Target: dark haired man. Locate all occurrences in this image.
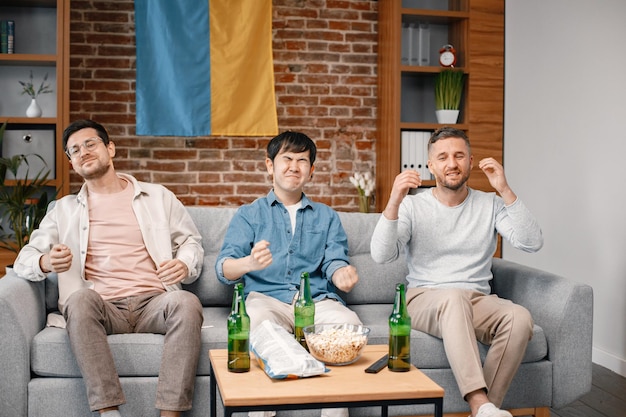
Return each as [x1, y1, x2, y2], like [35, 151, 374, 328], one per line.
[371, 127, 543, 417]
[216, 131, 361, 417]
[14, 119, 204, 417]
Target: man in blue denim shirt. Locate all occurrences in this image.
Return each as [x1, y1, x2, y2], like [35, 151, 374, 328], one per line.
[216, 131, 361, 417]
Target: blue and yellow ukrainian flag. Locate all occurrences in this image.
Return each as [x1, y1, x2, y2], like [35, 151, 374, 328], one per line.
[135, 0, 278, 137]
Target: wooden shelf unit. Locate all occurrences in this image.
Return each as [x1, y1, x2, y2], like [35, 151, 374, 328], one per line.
[376, 0, 504, 211]
[0, 0, 70, 196]
[0, 0, 70, 269]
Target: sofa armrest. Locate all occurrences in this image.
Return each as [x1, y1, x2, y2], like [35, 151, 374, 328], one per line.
[0, 269, 46, 417]
[491, 258, 593, 409]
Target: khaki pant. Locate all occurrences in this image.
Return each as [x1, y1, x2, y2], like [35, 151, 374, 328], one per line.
[406, 287, 533, 407]
[245, 291, 362, 331]
[64, 289, 204, 412]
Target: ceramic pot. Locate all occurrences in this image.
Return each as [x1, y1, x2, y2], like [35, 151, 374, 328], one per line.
[435, 109, 459, 124]
[26, 98, 42, 118]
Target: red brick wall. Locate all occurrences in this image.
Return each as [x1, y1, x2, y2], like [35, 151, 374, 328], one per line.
[68, 0, 378, 210]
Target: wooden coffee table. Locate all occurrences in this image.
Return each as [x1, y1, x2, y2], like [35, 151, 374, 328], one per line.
[209, 345, 443, 417]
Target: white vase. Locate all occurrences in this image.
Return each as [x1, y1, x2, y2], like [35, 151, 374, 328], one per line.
[26, 98, 42, 118]
[435, 109, 459, 124]
[358, 194, 370, 213]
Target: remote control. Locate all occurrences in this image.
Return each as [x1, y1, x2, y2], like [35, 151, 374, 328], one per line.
[364, 354, 389, 373]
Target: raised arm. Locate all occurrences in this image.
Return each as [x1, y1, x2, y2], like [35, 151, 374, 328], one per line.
[382, 170, 421, 220]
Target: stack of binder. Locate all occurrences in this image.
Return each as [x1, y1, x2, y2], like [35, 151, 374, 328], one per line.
[401, 131, 433, 180]
[401, 22, 430, 66]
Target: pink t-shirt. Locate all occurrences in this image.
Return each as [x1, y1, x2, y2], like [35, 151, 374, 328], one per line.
[85, 179, 165, 300]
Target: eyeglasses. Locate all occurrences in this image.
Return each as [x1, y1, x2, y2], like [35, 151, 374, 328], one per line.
[65, 137, 103, 158]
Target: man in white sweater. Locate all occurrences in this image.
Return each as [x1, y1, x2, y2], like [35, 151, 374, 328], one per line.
[370, 127, 543, 417]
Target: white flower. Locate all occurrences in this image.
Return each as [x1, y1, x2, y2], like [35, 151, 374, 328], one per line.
[349, 171, 375, 197]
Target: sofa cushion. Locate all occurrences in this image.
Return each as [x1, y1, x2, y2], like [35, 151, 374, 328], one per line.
[31, 306, 230, 378]
[339, 252, 409, 305]
[334, 212, 409, 305]
[32, 303, 546, 378]
[183, 207, 238, 307]
[351, 304, 548, 369]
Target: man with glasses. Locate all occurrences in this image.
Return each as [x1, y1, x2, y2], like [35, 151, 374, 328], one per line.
[14, 119, 204, 417]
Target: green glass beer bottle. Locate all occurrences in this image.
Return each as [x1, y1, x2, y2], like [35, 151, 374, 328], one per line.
[227, 282, 250, 372]
[388, 283, 411, 372]
[294, 271, 315, 350]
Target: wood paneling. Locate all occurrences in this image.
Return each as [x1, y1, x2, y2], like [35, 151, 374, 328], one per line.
[466, 0, 504, 193]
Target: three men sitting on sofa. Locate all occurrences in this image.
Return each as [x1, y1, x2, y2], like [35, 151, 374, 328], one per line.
[14, 122, 542, 417]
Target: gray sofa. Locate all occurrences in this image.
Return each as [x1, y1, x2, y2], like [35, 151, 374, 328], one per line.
[0, 207, 593, 417]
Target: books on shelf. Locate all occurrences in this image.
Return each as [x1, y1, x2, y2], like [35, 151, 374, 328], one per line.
[401, 22, 430, 66]
[1, 20, 15, 54]
[401, 131, 433, 180]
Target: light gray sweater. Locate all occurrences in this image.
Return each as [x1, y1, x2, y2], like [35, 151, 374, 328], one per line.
[370, 188, 543, 294]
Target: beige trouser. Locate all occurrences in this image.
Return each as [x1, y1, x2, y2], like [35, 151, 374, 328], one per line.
[406, 287, 533, 407]
[64, 289, 204, 412]
[245, 291, 362, 331]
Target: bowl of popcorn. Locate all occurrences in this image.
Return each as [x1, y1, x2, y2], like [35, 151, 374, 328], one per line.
[303, 323, 370, 366]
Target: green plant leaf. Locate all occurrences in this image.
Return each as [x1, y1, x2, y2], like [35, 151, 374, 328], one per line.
[0, 121, 60, 253]
[18, 70, 53, 99]
[435, 69, 465, 110]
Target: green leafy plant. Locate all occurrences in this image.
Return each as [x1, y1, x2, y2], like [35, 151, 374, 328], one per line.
[435, 69, 464, 110]
[19, 71, 53, 99]
[0, 121, 57, 253]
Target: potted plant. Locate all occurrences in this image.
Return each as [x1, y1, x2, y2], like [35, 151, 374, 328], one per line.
[19, 70, 53, 118]
[0, 121, 57, 257]
[434, 68, 464, 124]
[349, 171, 375, 213]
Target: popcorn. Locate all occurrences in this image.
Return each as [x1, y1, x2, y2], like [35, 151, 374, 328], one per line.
[305, 326, 368, 365]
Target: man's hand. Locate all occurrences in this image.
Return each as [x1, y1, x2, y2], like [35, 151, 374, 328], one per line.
[157, 259, 189, 286]
[331, 265, 359, 293]
[40, 244, 73, 273]
[221, 240, 273, 281]
[248, 240, 273, 271]
[383, 170, 421, 220]
[478, 157, 517, 205]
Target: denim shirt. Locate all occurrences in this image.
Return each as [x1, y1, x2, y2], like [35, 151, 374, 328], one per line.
[216, 190, 350, 304]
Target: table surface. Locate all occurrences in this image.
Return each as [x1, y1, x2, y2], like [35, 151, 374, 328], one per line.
[209, 345, 444, 407]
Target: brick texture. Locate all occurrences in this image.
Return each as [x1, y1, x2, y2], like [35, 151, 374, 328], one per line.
[68, 0, 378, 210]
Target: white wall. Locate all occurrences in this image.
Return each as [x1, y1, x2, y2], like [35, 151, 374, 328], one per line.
[504, 0, 626, 377]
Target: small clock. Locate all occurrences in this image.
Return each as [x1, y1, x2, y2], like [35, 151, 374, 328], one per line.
[439, 44, 457, 67]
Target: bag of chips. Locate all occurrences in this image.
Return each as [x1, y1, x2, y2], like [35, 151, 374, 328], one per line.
[250, 320, 328, 379]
